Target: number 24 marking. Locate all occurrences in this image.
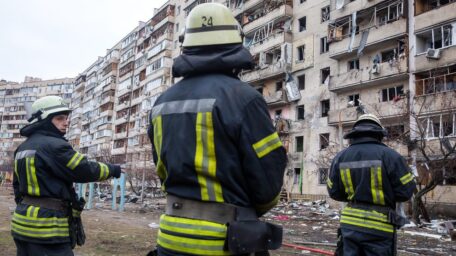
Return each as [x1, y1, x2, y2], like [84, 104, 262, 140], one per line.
[201, 16, 213, 27]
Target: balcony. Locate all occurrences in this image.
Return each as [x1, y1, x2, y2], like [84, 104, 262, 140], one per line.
[148, 67, 171, 80]
[329, 19, 406, 60]
[114, 116, 128, 125]
[414, 91, 456, 115]
[247, 32, 292, 56]
[102, 83, 116, 93]
[263, 89, 289, 107]
[111, 146, 126, 155]
[231, 0, 262, 17]
[415, 46, 456, 73]
[330, 0, 381, 21]
[100, 96, 114, 105]
[241, 62, 289, 83]
[131, 96, 143, 106]
[243, 4, 293, 34]
[154, 16, 175, 33]
[99, 110, 113, 118]
[115, 101, 130, 112]
[329, 57, 408, 92]
[415, 2, 456, 31]
[113, 131, 127, 140]
[328, 101, 405, 125]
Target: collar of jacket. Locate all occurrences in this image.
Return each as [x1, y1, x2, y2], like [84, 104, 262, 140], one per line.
[172, 44, 254, 78]
[350, 136, 384, 146]
[20, 120, 67, 141]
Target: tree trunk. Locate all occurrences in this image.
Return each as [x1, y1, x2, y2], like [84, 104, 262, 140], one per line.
[412, 182, 437, 223]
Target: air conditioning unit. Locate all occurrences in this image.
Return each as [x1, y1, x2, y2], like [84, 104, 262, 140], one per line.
[371, 64, 381, 75]
[426, 48, 441, 59]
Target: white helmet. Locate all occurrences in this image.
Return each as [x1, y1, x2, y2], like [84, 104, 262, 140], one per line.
[27, 96, 71, 123]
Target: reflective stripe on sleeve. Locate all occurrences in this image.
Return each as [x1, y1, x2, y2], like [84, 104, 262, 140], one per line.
[152, 116, 168, 186]
[252, 132, 282, 158]
[370, 167, 385, 205]
[400, 173, 414, 185]
[340, 168, 354, 200]
[66, 152, 84, 170]
[98, 163, 109, 181]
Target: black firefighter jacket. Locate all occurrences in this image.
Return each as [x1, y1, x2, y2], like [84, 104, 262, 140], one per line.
[328, 136, 416, 238]
[147, 44, 287, 255]
[12, 123, 121, 244]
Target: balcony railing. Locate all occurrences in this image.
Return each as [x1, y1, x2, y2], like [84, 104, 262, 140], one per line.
[263, 89, 289, 107]
[243, 4, 293, 34]
[329, 19, 406, 59]
[328, 101, 405, 125]
[415, 46, 456, 73]
[241, 62, 289, 83]
[329, 57, 408, 92]
[246, 32, 292, 56]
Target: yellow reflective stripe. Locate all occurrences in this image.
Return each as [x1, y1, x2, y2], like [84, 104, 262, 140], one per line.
[66, 152, 80, 169]
[341, 215, 394, 233]
[29, 157, 40, 196]
[98, 163, 109, 181]
[11, 222, 69, 238]
[206, 113, 223, 202]
[14, 212, 68, 224]
[255, 193, 280, 214]
[14, 160, 18, 178]
[67, 152, 84, 170]
[340, 168, 354, 200]
[400, 173, 414, 185]
[371, 167, 385, 205]
[26, 158, 33, 195]
[195, 112, 223, 202]
[342, 207, 388, 222]
[157, 230, 229, 256]
[327, 178, 333, 189]
[153, 116, 167, 185]
[160, 215, 226, 238]
[252, 132, 282, 158]
[13, 215, 68, 227]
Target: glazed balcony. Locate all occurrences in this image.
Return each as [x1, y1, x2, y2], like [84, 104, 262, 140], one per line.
[246, 32, 292, 56]
[330, 0, 382, 21]
[243, 4, 293, 34]
[415, 1, 456, 31]
[330, 19, 406, 60]
[329, 57, 408, 92]
[241, 63, 289, 83]
[231, 0, 262, 17]
[328, 101, 405, 125]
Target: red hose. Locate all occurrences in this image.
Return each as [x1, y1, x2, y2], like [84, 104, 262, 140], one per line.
[282, 242, 334, 255]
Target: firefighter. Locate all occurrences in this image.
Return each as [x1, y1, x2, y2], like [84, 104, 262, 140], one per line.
[328, 114, 416, 256]
[12, 96, 122, 256]
[147, 3, 287, 255]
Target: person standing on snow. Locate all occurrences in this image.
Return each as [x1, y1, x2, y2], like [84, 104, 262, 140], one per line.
[12, 96, 122, 256]
[147, 3, 287, 255]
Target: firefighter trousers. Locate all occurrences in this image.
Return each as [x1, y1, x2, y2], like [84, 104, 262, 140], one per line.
[14, 238, 73, 256]
[341, 228, 394, 256]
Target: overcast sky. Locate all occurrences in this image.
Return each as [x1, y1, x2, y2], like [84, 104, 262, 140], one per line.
[0, 0, 167, 82]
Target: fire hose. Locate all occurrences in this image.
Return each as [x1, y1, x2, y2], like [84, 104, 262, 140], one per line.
[282, 242, 334, 255]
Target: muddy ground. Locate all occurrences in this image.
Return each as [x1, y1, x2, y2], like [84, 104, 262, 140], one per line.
[1, 187, 455, 255]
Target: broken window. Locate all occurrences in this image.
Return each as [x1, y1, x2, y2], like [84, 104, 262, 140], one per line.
[348, 94, 360, 106]
[256, 87, 263, 95]
[296, 105, 305, 120]
[295, 136, 304, 152]
[297, 45, 305, 61]
[275, 109, 282, 118]
[442, 114, 454, 137]
[416, 23, 454, 53]
[320, 37, 329, 53]
[416, 66, 456, 95]
[321, 67, 330, 84]
[381, 85, 404, 102]
[276, 81, 283, 91]
[385, 125, 405, 140]
[321, 100, 330, 117]
[381, 49, 397, 63]
[294, 168, 301, 184]
[318, 168, 328, 185]
[348, 59, 360, 70]
[320, 133, 330, 150]
[415, 0, 456, 15]
[321, 6, 330, 22]
[299, 17, 306, 32]
[298, 74, 305, 90]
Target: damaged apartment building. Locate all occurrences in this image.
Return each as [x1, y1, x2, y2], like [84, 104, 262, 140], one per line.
[1, 0, 455, 215]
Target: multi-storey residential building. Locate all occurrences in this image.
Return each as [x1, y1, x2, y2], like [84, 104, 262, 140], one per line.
[0, 77, 74, 170]
[2, 0, 450, 212]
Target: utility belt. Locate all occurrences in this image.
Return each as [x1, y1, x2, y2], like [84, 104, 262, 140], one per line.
[22, 196, 68, 212]
[347, 202, 407, 228]
[166, 194, 282, 254]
